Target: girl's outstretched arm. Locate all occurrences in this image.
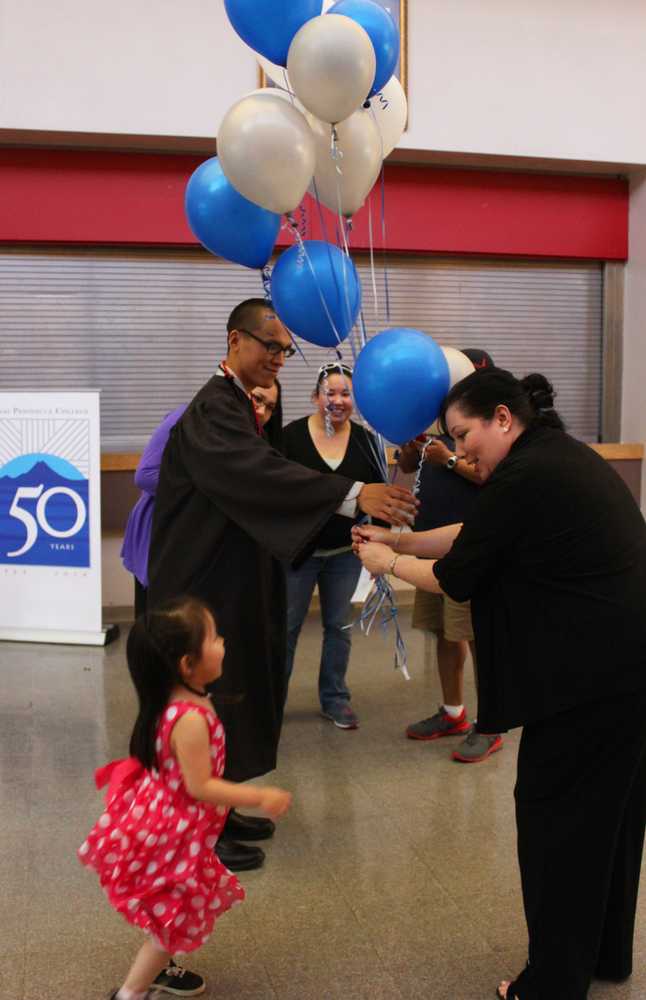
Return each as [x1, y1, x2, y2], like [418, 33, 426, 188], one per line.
[171, 711, 291, 819]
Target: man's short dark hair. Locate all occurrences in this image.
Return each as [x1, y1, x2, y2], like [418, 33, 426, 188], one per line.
[227, 299, 275, 335]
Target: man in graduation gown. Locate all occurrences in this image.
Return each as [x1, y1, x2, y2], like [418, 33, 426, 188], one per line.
[148, 298, 417, 871]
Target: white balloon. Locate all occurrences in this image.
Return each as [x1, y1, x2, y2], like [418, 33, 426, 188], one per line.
[288, 14, 376, 125]
[245, 86, 306, 116]
[308, 111, 382, 216]
[440, 346, 476, 388]
[218, 94, 315, 215]
[366, 75, 408, 157]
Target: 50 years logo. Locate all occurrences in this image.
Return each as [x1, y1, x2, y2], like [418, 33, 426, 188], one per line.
[0, 453, 90, 568]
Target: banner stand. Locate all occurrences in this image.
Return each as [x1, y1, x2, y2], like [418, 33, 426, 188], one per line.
[0, 623, 120, 647]
[0, 390, 106, 645]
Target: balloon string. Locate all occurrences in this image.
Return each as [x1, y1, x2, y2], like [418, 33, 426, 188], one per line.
[299, 201, 308, 243]
[345, 573, 409, 680]
[311, 178, 333, 246]
[367, 192, 379, 319]
[367, 102, 391, 326]
[329, 126, 356, 342]
[284, 213, 344, 349]
[350, 311, 390, 482]
[320, 370, 334, 438]
[380, 162, 392, 323]
[413, 440, 429, 497]
[280, 68, 293, 96]
[310, 177, 347, 337]
[260, 265, 273, 304]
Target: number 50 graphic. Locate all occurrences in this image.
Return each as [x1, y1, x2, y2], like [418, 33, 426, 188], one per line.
[7, 485, 87, 558]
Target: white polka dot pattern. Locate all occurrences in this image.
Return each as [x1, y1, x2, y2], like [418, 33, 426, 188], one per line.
[77, 700, 243, 953]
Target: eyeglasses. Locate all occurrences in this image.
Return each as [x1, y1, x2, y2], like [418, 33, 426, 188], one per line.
[238, 328, 296, 359]
[250, 391, 277, 413]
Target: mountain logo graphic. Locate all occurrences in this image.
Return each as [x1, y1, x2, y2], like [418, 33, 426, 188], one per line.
[0, 454, 90, 568]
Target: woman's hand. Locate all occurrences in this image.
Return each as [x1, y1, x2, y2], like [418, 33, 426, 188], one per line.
[423, 437, 454, 467]
[352, 524, 397, 547]
[256, 787, 292, 819]
[355, 541, 395, 577]
[357, 484, 418, 525]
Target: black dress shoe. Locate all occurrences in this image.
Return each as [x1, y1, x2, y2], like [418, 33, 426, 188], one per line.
[224, 809, 276, 841]
[215, 837, 265, 871]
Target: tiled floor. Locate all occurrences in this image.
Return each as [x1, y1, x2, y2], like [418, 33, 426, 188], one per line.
[1, 612, 644, 999]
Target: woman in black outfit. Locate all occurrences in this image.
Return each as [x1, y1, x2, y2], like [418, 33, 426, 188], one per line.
[354, 369, 646, 999]
[283, 363, 384, 730]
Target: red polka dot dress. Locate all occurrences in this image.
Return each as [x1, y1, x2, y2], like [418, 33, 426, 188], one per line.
[78, 701, 244, 954]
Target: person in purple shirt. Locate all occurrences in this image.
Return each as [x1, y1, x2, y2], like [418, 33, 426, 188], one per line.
[121, 382, 281, 617]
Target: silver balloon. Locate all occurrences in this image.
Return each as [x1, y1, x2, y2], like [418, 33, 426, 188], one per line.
[308, 110, 382, 216]
[218, 94, 316, 215]
[287, 14, 376, 125]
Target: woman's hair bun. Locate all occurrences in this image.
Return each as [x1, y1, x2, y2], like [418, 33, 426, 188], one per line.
[520, 373, 555, 412]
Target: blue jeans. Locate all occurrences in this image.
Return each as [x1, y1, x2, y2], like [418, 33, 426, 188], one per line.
[285, 549, 362, 711]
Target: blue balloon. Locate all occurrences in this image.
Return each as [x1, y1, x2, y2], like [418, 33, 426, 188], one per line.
[328, 0, 399, 96]
[185, 157, 280, 270]
[224, 0, 323, 67]
[353, 328, 450, 443]
[271, 240, 361, 347]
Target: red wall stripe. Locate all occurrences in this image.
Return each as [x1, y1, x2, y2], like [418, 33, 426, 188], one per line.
[0, 148, 628, 260]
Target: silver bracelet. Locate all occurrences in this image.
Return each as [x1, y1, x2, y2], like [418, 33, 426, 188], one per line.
[387, 554, 400, 577]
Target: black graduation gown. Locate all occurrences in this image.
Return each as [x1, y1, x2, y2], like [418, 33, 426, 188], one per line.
[148, 374, 352, 781]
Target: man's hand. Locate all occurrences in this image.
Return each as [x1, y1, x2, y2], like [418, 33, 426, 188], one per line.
[397, 439, 425, 474]
[357, 484, 418, 526]
[356, 541, 396, 576]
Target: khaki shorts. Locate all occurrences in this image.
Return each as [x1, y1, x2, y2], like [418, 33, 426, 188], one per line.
[411, 588, 474, 643]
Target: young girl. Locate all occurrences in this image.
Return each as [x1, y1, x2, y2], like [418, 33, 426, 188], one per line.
[78, 596, 291, 1000]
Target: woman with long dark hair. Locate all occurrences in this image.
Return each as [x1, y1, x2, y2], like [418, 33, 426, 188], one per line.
[283, 363, 384, 729]
[354, 369, 646, 999]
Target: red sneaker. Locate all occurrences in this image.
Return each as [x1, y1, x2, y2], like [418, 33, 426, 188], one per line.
[406, 706, 470, 741]
[452, 730, 503, 763]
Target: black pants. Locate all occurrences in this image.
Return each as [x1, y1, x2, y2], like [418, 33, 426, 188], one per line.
[509, 689, 646, 999]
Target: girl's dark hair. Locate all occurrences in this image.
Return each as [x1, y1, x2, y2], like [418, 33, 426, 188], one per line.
[127, 596, 212, 769]
[439, 368, 565, 434]
[315, 362, 353, 394]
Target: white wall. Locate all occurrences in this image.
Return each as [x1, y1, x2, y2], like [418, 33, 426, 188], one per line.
[405, 0, 646, 163]
[3, 0, 646, 165]
[622, 171, 646, 508]
[0, 1, 252, 137]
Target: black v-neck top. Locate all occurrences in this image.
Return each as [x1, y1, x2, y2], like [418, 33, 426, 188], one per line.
[434, 425, 646, 732]
[283, 417, 384, 551]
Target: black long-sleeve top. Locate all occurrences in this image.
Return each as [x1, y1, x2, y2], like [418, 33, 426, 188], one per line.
[434, 425, 646, 733]
[283, 417, 384, 551]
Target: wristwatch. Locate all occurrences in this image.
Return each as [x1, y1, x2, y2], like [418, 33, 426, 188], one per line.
[446, 454, 459, 471]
